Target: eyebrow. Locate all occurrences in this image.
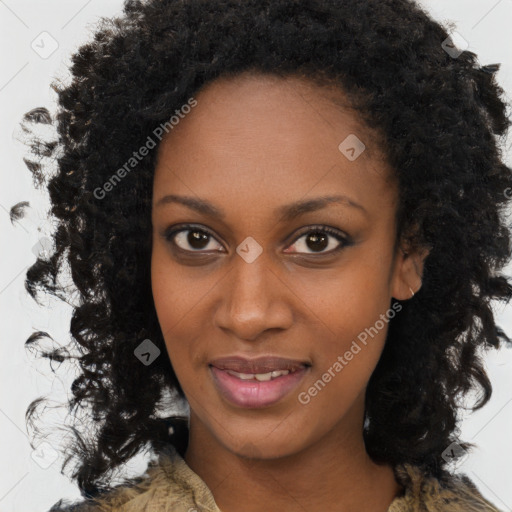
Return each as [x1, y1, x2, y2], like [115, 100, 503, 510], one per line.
[154, 194, 367, 222]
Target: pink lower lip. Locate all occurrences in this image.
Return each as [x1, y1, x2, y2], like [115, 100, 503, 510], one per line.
[209, 365, 309, 408]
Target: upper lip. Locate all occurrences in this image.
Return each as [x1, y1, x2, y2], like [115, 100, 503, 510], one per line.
[209, 355, 310, 374]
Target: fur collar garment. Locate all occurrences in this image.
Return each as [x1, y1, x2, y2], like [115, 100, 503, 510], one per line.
[50, 444, 503, 512]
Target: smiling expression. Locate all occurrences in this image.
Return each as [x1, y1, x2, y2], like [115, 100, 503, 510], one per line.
[151, 71, 421, 459]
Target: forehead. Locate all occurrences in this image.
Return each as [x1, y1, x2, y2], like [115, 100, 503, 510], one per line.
[153, 72, 396, 218]
[160, 72, 377, 151]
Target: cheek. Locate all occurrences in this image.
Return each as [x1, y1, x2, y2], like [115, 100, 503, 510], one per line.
[293, 260, 394, 397]
[151, 251, 194, 363]
[150, 249, 217, 386]
[293, 260, 392, 343]
[151, 248, 210, 333]
[152, 251, 183, 322]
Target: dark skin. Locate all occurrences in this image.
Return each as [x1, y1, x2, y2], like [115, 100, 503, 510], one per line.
[151, 72, 428, 511]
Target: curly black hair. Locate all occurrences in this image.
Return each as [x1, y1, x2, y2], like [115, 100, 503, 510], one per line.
[13, 0, 512, 502]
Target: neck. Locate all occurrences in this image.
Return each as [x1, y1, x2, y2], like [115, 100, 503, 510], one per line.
[184, 403, 403, 512]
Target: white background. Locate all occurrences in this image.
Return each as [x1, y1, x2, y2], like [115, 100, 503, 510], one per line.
[1, 1, 512, 511]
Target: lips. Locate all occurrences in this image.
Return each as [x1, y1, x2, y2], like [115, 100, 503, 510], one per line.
[208, 355, 311, 408]
[209, 355, 309, 374]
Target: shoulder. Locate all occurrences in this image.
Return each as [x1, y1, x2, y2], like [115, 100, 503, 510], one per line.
[388, 463, 504, 512]
[48, 450, 504, 512]
[47, 444, 220, 512]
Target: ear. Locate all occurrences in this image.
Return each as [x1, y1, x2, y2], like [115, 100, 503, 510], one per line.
[391, 240, 430, 301]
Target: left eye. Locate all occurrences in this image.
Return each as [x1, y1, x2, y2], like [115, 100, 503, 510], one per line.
[284, 227, 348, 255]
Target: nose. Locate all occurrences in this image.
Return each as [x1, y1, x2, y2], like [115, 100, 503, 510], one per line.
[213, 250, 294, 341]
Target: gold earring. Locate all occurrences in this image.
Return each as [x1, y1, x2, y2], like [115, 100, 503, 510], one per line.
[409, 286, 415, 298]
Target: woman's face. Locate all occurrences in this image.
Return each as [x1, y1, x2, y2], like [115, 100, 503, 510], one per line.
[151, 73, 422, 459]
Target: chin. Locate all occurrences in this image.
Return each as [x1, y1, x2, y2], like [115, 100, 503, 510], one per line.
[219, 430, 309, 461]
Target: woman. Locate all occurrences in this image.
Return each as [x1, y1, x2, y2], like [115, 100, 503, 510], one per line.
[15, 0, 511, 510]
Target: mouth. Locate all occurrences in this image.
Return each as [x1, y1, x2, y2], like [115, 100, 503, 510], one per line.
[209, 355, 310, 374]
[208, 355, 311, 409]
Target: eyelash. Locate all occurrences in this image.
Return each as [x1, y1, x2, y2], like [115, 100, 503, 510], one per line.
[162, 223, 351, 256]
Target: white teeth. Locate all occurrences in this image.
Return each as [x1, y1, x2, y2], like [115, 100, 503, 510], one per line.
[271, 370, 289, 378]
[225, 369, 291, 381]
[238, 372, 257, 380]
[255, 372, 272, 381]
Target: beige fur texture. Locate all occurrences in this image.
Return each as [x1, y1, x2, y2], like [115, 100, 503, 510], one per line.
[52, 445, 504, 512]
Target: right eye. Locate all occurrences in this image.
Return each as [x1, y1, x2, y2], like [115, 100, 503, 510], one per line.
[164, 224, 224, 253]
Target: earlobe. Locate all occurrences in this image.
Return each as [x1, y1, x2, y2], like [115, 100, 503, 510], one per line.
[391, 244, 430, 301]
